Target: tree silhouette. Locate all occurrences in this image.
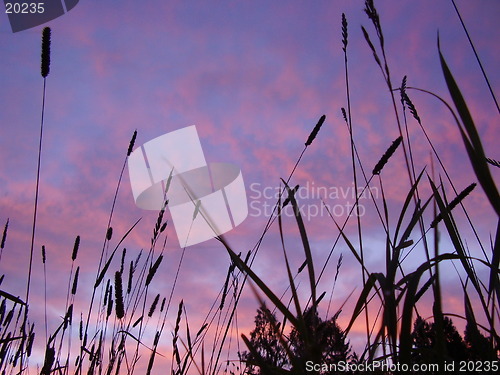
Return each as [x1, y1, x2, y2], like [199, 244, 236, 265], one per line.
[412, 315, 468, 366]
[240, 306, 290, 374]
[464, 321, 498, 361]
[240, 306, 351, 374]
[242, 309, 498, 374]
[288, 308, 351, 370]
[412, 315, 498, 374]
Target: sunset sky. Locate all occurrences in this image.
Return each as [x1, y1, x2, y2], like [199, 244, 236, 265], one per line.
[0, 0, 498, 372]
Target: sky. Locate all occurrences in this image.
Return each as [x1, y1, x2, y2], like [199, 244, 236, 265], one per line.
[0, 0, 499, 373]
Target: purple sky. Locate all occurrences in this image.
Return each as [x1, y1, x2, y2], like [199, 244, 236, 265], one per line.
[0, 0, 499, 372]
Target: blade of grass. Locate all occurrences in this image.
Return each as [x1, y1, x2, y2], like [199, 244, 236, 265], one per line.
[281, 179, 317, 309]
[219, 237, 299, 328]
[489, 219, 500, 308]
[438, 42, 500, 216]
[392, 169, 425, 245]
[345, 273, 377, 335]
[277, 189, 303, 323]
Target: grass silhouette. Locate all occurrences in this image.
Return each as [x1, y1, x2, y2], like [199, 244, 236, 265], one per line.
[0, 1, 498, 374]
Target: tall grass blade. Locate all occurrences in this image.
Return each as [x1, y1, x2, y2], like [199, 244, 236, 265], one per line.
[392, 168, 424, 238]
[438, 43, 500, 215]
[450, 0, 500, 114]
[281, 179, 317, 308]
[489, 219, 500, 308]
[95, 250, 117, 289]
[220, 238, 299, 327]
[428, 178, 483, 296]
[277, 192, 305, 335]
[94, 219, 141, 288]
[345, 273, 376, 335]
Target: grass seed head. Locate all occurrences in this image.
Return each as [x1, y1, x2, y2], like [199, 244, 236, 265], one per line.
[145, 255, 163, 286]
[372, 136, 403, 175]
[114, 271, 125, 319]
[1, 219, 8, 249]
[120, 247, 126, 275]
[40, 345, 55, 375]
[401, 91, 421, 124]
[486, 157, 500, 168]
[106, 285, 113, 319]
[305, 115, 326, 146]
[342, 13, 348, 51]
[71, 266, 80, 295]
[127, 130, 137, 156]
[431, 183, 477, 228]
[41, 245, 46, 264]
[148, 294, 160, 317]
[127, 260, 134, 294]
[106, 227, 113, 241]
[41, 27, 51, 78]
[71, 235, 80, 261]
[341, 107, 348, 123]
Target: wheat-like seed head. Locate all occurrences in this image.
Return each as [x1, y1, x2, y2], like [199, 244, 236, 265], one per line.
[41, 28, 51, 78]
[372, 136, 403, 175]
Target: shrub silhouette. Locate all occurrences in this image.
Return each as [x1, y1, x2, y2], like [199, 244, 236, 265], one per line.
[241, 306, 351, 374]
